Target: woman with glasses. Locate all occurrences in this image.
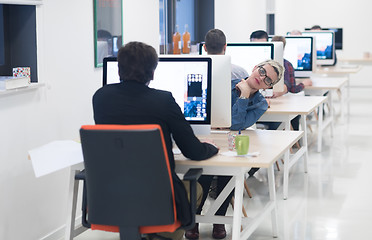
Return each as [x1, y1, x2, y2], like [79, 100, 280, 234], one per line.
[230, 59, 284, 131]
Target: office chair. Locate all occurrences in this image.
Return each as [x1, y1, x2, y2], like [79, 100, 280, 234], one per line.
[76, 124, 202, 240]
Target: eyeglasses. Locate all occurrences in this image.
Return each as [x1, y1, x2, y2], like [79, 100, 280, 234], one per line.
[257, 66, 276, 87]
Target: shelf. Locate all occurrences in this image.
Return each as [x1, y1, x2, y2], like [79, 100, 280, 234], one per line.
[0, 0, 43, 5]
[0, 83, 45, 96]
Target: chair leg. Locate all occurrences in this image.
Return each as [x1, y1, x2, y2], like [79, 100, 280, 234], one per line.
[244, 180, 253, 198]
[230, 196, 248, 217]
[275, 161, 280, 171]
[313, 109, 319, 121]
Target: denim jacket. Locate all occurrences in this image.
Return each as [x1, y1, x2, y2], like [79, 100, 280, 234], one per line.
[231, 78, 268, 131]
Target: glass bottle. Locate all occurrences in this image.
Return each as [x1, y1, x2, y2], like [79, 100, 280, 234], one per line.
[173, 25, 181, 54]
[182, 24, 190, 54]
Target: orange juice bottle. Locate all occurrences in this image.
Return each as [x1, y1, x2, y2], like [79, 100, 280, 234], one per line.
[173, 25, 181, 54]
[182, 24, 190, 54]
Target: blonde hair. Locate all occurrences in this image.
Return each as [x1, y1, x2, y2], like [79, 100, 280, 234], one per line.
[257, 59, 284, 84]
[271, 35, 286, 48]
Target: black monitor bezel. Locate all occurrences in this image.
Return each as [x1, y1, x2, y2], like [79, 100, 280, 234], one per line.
[102, 56, 118, 86]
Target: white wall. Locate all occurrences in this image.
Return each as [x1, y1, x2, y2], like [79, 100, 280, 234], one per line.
[276, 0, 372, 58]
[215, 0, 266, 42]
[0, 1, 159, 239]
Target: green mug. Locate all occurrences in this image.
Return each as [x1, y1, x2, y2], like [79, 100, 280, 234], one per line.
[235, 135, 249, 155]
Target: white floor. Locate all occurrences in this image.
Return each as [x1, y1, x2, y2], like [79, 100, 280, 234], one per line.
[74, 86, 372, 240]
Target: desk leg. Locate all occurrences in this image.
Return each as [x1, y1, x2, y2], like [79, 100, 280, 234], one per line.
[283, 149, 290, 200]
[317, 104, 324, 153]
[346, 74, 350, 124]
[268, 165, 278, 237]
[65, 169, 80, 240]
[283, 117, 292, 199]
[300, 114, 309, 172]
[329, 91, 334, 137]
[231, 171, 244, 240]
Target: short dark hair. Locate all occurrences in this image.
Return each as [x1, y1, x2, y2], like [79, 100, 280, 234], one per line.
[204, 29, 226, 54]
[117, 42, 158, 84]
[310, 25, 322, 30]
[250, 30, 268, 41]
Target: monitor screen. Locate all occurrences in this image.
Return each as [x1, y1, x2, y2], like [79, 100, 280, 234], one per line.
[102, 56, 212, 131]
[150, 57, 211, 125]
[199, 42, 273, 75]
[302, 31, 335, 65]
[305, 27, 343, 50]
[199, 42, 284, 92]
[269, 36, 316, 77]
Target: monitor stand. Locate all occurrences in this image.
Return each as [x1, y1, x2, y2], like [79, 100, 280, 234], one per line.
[191, 124, 211, 136]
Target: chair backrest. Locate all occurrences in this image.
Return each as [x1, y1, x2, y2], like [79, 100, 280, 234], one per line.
[80, 124, 180, 234]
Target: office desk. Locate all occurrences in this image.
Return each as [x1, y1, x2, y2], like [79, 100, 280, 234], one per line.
[257, 95, 326, 199]
[338, 57, 372, 65]
[175, 130, 303, 240]
[305, 76, 349, 124]
[315, 65, 362, 75]
[315, 66, 361, 119]
[64, 130, 302, 240]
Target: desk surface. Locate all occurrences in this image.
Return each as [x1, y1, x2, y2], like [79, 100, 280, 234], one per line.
[339, 57, 372, 64]
[315, 65, 362, 74]
[175, 129, 303, 168]
[264, 95, 327, 115]
[304, 76, 348, 90]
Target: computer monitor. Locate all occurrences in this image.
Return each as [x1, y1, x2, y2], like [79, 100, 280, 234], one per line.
[269, 36, 316, 78]
[102, 57, 119, 85]
[208, 55, 231, 128]
[102, 56, 212, 135]
[305, 27, 343, 50]
[302, 31, 335, 66]
[199, 42, 284, 92]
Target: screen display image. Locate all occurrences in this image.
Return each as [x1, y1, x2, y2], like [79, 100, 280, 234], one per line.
[200, 42, 273, 75]
[151, 58, 211, 123]
[305, 27, 343, 50]
[102, 56, 212, 125]
[283, 37, 313, 71]
[302, 31, 334, 60]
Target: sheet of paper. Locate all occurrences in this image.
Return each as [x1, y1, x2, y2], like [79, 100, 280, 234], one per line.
[220, 151, 260, 157]
[29, 140, 83, 177]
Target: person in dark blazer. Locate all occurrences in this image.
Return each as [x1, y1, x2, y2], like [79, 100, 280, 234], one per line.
[92, 41, 219, 240]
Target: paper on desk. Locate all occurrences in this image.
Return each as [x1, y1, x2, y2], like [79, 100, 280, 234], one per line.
[220, 151, 260, 157]
[29, 140, 84, 178]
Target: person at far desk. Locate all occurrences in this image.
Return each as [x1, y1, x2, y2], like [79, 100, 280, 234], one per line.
[185, 29, 249, 240]
[93, 41, 219, 240]
[265, 35, 313, 131]
[250, 29, 269, 42]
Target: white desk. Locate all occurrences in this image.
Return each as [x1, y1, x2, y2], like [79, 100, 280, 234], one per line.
[64, 130, 302, 240]
[314, 66, 362, 122]
[258, 95, 327, 199]
[175, 130, 303, 240]
[338, 57, 372, 65]
[305, 76, 348, 125]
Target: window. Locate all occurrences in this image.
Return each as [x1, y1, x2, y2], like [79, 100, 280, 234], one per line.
[0, 4, 37, 82]
[159, 0, 214, 54]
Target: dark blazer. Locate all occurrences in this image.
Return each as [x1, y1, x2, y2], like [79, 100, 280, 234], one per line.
[92, 80, 218, 225]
